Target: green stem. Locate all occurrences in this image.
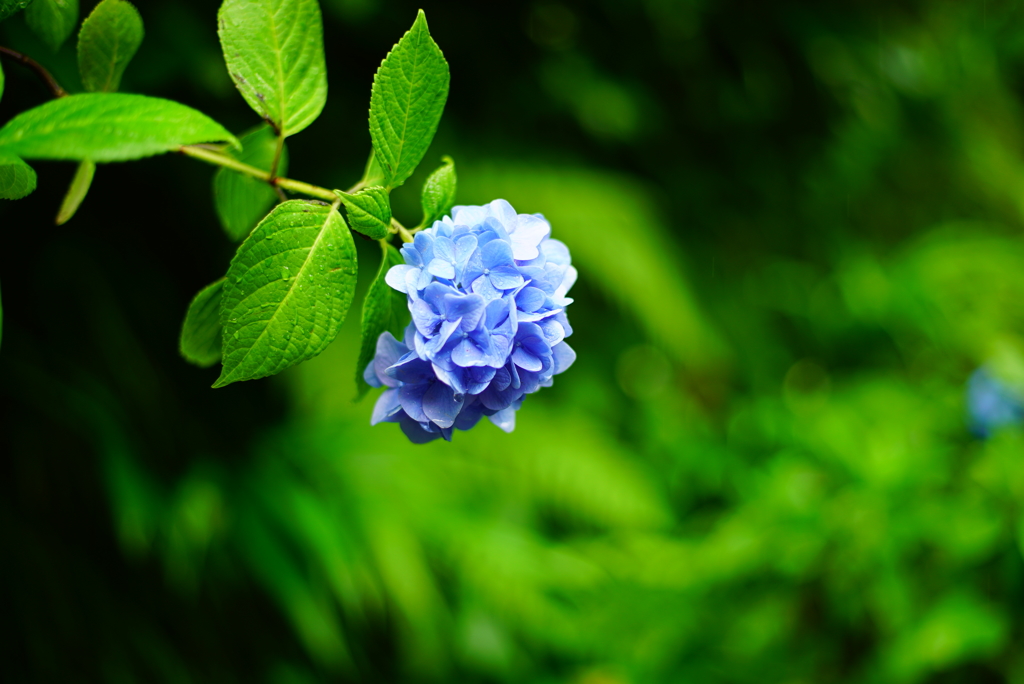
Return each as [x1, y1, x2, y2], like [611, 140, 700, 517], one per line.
[178, 145, 338, 203]
[269, 133, 285, 179]
[392, 218, 414, 243]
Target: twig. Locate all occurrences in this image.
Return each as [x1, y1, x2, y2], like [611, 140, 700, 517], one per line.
[0, 46, 67, 98]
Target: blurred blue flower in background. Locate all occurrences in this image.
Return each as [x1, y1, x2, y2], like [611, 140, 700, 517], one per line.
[366, 200, 577, 442]
[966, 367, 1024, 438]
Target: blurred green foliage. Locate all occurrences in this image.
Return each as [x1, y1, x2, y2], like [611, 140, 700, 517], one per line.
[7, 0, 1024, 682]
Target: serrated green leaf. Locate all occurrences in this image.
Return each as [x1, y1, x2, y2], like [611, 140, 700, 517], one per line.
[420, 155, 456, 227]
[218, 0, 327, 137]
[0, 154, 37, 199]
[0, 93, 238, 162]
[355, 241, 407, 398]
[336, 186, 391, 240]
[369, 9, 449, 189]
[25, 0, 78, 51]
[55, 159, 94, 224]
[0, 1, 36, 23]
[77, 0, 143, 93]
[180, 278, 225, 368]
[214, 124, 288, 241]
[215, 201, 357, 387]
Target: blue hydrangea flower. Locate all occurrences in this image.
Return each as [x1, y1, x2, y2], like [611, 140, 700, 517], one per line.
[966, 367, 1024, 439]
[365, 199, 576, 443]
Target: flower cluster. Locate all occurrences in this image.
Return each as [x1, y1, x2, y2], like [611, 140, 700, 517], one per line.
[364, 200, 577, 443]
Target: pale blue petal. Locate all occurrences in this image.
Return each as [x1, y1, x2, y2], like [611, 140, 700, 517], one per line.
[480, 238, 514, 270]
[512, 347, 543, 372]
[508, 214, 550, 260]
[515, 286, 546, 313]
[552, 342, 576, 374]
[489, 406, 517, 433]
[452, 338, 487, 367]
[471, 275, 503, 301]
[427, 257, 456, 280]
[489, 265, 525, 290]
[385, 265, 417, 293]
[411, 299, 440, 336]
[371, 389, 402, 425]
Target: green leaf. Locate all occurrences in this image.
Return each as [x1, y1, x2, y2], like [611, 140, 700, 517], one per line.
[0, 58, 5, 104]
[0, 154, 37, 199]
[358, 149, 385, 189]
[355, 241, 406, 398]
[369, 9, 450, 189]
[180, 278, 225, 368]
[0, 93, 238, 162]
[336, 186, 391, 240]
[214, 124, 288, 241]
[55, 159, 95, 224]
[217, 0, 328, 137]
[420, 155, 456, 227]
[0, 1, 36, 23]
[77, 0, 144, 93]
[215, 200, 357, 387]
[25, 0, 78, 51]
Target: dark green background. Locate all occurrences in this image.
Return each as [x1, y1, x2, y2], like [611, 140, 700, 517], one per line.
[5, 0, 1024, 681]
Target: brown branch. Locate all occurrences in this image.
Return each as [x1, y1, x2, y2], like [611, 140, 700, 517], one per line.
[0, 46, 67, 99]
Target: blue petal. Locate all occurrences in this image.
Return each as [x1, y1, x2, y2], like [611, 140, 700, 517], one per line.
[433, 362, 467, 396]
[471, 275, 503, 301]
[371, 388, 402, 425]
[443, 292, 486, 329]
[552, 342, 576, 374]
[433, 235, 455, 263]
[540, 238, 571, 266]
[512, 347, 543, 372]
[480, 238, 515, 270]
[373, 332, 408, 387]
[398, 383, 430, 423]
[465, 366, 497, 395]
[455, 235, 478, 281]
[492, 366, 512, 391]
[385, 265, 417, 293]
[538, 318, 566, 347]
[413, 231, 435, 264]
[486, 199, 517, 229]
[452, 204, 486, 227]
[454, 400, 484, 430]
[427, 257, 456, 280]
[508, 213, 550, 260]
[400, 243, 423, 267]
[554, 265, 577, 303]
[515, 286, 546, 313]
[398, 413, 444, 444]
[411, 299, 441, 337]
[422, 382, 465, 429]
[426, 318, 462, 355]
[452, 337, 487, 367]
[489, 406, 517, 433]
[386, 352, 435, 384]
[363, 359, 382, 388]
[489, 265, 525, 291]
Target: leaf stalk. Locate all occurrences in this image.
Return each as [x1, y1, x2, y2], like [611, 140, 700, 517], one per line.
[178, 144, 337, 202]
[0, 46, 67, 98]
